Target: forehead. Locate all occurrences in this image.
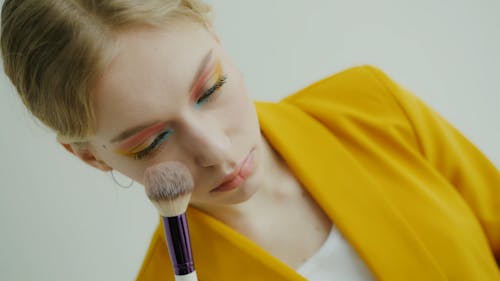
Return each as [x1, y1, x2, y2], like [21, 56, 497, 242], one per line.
[91, 21, 217, 142]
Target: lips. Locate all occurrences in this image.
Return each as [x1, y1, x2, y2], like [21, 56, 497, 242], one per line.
[210, 149, 254, 193]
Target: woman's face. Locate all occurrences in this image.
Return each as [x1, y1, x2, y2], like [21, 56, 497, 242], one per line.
[88, 21, 264, 208]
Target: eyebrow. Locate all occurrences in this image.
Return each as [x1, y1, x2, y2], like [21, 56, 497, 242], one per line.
[109, 49, 215, 144]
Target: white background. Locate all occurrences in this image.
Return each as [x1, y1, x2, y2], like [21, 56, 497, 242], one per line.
[1, 0, 499, 280]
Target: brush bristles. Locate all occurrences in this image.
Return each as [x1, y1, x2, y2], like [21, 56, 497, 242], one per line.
[152, 193, 192, 217]
[143, 161, 194, 217]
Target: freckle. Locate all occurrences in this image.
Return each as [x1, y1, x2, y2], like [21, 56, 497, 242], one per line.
[102, 144, 107, 149]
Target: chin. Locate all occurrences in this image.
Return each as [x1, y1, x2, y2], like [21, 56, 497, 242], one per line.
[212, 174, 260, 205]
[230, 182, 260, 204]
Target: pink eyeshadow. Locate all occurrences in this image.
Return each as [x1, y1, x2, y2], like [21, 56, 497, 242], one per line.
[117, 122, 167, 151]
[190, 60, 217, 101]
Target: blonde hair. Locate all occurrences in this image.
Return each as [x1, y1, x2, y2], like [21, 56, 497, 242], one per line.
[1, 0, 212, 145]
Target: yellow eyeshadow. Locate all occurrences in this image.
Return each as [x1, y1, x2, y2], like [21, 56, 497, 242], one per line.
[115, 140, 150, 157]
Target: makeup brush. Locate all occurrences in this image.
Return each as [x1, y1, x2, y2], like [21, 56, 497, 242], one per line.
[144, 161, 198, 281]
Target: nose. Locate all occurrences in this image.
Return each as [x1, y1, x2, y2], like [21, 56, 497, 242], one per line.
[178, 115, 234, 169]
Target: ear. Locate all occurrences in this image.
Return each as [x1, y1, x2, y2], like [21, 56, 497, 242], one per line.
[57, 139, 113, 172]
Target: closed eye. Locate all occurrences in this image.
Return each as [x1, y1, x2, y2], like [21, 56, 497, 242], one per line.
[132, 130, 173, 160]
[195, 75, 227, 108]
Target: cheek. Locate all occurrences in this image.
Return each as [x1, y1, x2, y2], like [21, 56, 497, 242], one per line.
[95, 146, 149, 184]
[222, 79, 257, 129]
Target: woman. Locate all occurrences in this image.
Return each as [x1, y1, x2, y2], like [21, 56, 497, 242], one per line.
[1, 0, 498, 280]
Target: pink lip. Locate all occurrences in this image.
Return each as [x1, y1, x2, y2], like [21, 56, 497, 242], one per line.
[211, 150, 255, 193]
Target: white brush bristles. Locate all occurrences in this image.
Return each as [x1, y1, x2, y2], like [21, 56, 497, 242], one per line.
[143, 161, 195, 217]
[152, 193, 192, 217]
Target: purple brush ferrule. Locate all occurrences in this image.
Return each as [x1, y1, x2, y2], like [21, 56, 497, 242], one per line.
[162, 214, 195, 276]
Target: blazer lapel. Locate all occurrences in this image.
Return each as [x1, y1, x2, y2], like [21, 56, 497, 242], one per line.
[186, 207, 306, 281]
[255, 100, 447, 281]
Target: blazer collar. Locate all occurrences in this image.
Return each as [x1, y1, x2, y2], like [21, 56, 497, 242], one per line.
[255, 100, 446, 280]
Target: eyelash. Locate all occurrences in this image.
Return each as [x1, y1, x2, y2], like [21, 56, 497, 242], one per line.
[132, 75, 227, 160]
[132, 130, 172, 160]
[195, 75, 227, 108]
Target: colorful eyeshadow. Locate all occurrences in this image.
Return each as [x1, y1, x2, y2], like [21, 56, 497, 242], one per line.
[191, 59, 223, 102]
[114, 122, 168, 155]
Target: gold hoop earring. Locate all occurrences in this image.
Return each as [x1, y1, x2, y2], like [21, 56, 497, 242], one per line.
[110, 170, 134, 188]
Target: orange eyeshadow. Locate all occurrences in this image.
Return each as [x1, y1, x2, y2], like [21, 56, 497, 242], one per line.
[190, 59, 217, 101]
[115, 122, 167, 153]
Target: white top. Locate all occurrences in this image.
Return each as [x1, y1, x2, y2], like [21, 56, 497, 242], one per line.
[297, 225, 376, 281]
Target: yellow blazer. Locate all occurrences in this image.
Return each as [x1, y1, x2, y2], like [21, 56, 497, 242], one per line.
[136, 66, 500, 280]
